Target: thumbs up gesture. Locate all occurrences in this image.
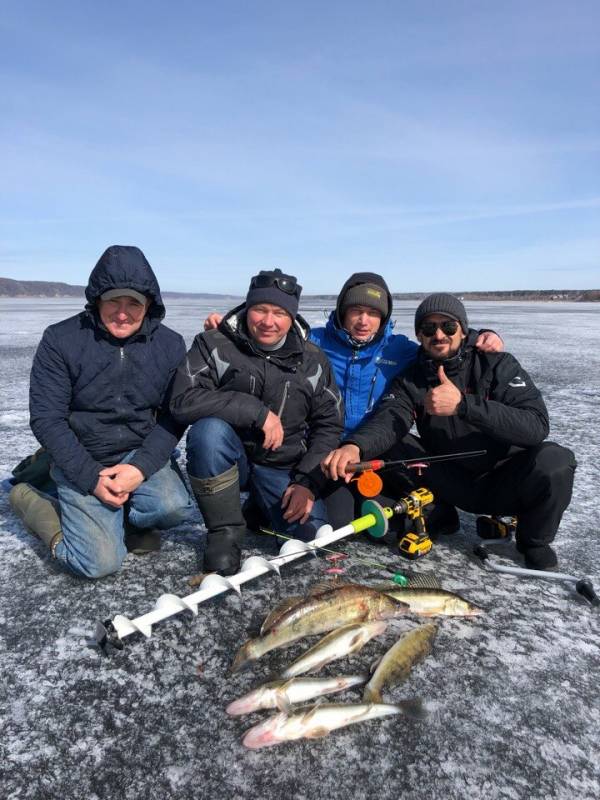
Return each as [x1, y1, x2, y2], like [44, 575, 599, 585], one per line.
[424, 365, 462, 416]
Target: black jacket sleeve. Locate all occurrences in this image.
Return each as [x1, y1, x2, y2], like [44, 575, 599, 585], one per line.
[292, 352, 344, 493]
[169, 332, 270, 429]
[30, 328, 105, 494]
[344, 373, 416, 460]
[457, 353, 549, 446]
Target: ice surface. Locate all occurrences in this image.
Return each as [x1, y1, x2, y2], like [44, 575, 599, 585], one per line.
[0, 298, 599, 800]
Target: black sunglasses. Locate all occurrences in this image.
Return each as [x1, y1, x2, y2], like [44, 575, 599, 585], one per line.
[250, 271, 298, 295]
[419, 320, 459, 337]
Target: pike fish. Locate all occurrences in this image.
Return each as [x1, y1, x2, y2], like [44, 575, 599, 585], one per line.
[363, 622, 438, 704]
[281, 620, 387, 678]
[226, 674, 368, 716]
[242, 700, 424, 749]
[377, 586, 483, 617]
[231, 584, 408, 673]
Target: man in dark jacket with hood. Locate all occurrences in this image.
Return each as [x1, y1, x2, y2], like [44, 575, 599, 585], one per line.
[9, 245, 194, 578]
[323, 293, 576, 570]
[170, 268, 343, 576]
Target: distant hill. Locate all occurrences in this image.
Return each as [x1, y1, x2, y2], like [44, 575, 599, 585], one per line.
[0, 277, 240, 300]
[0, 276, 598, 302]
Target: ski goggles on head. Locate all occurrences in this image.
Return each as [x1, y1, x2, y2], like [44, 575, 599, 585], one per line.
[418, 320, 460, 337]
[249, 273, 298, 295]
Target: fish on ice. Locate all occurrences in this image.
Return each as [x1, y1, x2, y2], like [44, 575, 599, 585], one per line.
[226, 674, 368, 716]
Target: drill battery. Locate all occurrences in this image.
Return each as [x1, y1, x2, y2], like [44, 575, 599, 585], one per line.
[476, 515, 516, 540]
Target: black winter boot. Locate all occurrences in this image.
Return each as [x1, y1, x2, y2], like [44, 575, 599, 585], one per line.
[516, 541, 558, 571]
[424, 501, 460, 538]
[189, 465, 247, 576]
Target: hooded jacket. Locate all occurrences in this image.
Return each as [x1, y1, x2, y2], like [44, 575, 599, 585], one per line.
[29, 245, 186, 495]
[309, 272, 418, 435]
[347, 342, 550, 473]
[170, 304, 343, 492]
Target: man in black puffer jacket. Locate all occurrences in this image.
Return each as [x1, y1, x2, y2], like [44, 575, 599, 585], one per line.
[323, 293, 576, 570]
[10, 245, 194, 578]
[170, 268, 343, 576]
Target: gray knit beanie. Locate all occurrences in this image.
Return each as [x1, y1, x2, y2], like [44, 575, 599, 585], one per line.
[339, 282, 389, 319]
[414, 293, 468, 334]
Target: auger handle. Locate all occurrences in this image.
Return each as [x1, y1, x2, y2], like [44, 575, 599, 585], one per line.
[575, 579, 600, 606]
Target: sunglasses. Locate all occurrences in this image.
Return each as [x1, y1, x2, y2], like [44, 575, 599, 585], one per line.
[419, 320, 459, 337]
[250, 272, 298, 295]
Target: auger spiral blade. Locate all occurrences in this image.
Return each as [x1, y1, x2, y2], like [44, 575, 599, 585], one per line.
[93, 502, 401, 652]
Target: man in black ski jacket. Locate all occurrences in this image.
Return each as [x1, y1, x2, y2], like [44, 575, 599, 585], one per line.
[170, 268, 343, 576]
[323, 293, 576, 570]
[9, 245, 194, 578]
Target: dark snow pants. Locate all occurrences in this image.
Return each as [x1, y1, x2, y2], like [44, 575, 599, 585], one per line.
[382, 436, 576, 550]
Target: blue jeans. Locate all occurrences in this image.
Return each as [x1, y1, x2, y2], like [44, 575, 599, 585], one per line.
[186, 418, 328, 542]
[51, 454, 194, 579]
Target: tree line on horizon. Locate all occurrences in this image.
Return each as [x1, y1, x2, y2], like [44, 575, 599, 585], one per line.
[0, 276, 598, 302]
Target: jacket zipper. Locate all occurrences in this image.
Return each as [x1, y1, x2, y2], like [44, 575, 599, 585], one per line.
[365, 371, 379, 412]
[277, 381, 290, 417]
[117, 347, 125, 441]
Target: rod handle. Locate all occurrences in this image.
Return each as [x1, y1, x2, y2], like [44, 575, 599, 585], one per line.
[346, 460, 385, 474]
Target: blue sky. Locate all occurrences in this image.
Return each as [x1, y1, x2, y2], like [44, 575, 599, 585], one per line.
[2, 1, 599, 293]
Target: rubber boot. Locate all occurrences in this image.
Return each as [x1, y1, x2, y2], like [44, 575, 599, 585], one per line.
[9, 482, 63, 556]
[124, 518, 161, 555]
[189, 464, 247, 576]
[424, 501, 460, 537]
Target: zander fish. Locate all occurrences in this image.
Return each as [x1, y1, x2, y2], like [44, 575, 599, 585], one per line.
[231, 584, 409, 673]
[242, 700, 424, 749]
[377, 586, 483, 617]
[281, 620, 387, 679]
[226, 674, 368, 716]
[363, 622, 438, 704]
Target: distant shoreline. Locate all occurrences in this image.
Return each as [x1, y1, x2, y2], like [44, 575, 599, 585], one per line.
[0, 277, 598, 302]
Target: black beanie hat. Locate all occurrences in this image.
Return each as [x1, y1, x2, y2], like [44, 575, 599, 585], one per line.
[414, 293, 468, 334]
[245, 268, 302, 319]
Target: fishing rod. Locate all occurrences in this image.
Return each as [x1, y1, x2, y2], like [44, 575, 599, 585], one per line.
[258, 527, 412, 585]
[346, 449, 487, 474]
[94, 499, 403, 653]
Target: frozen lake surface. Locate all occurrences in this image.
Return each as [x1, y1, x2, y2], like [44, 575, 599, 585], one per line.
[1, 297, 599, 800]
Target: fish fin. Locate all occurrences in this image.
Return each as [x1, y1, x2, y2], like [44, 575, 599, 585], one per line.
[260, 596, 304, 635]
[369, 656, 382, 675]
[301, 702, 322, 723]
[230, 640, 255, 673]
[274, 688, 293, 716]
[406, 573, 442, 589]
[307, 580, 345, 596]
[305, 726, 330, 739]
[397, 698, 426, 720]
[348, 632, 368, 652]
[362, 687, 382, 704]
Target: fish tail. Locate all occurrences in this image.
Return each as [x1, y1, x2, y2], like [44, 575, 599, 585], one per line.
[397, 698, 426, 720]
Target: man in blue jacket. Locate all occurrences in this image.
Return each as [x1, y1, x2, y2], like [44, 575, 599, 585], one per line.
[9, 245, 194, 579]
[309, 273, 502, 526]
